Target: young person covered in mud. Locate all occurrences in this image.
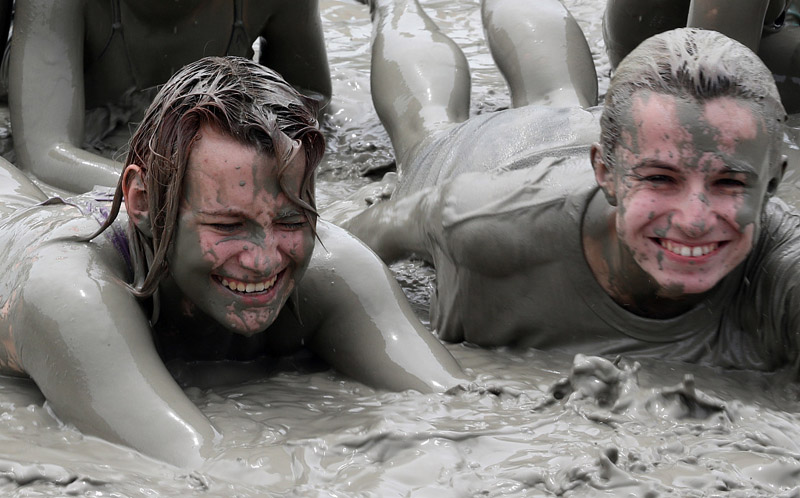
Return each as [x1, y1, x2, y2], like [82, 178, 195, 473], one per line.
[603, 0, 800, 113]
[0, 56, 467, 470]
[7, 0, 332, 194]
[336, 0, 800, 373]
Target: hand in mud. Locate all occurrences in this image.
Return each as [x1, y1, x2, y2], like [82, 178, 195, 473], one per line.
[320, 172, 397, 228]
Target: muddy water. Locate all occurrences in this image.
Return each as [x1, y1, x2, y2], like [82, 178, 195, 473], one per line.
[4, 1, 800, 496]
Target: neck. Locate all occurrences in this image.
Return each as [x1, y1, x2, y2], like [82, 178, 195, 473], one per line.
[154, 278, 261, 361]
[581, 190, 705, 319]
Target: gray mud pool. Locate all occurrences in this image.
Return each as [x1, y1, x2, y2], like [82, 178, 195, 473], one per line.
[3, 1, 800, 496]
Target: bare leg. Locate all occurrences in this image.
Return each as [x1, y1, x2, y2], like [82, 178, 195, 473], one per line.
[602, 0, 689, 69]
[759, 24, 800, 114]
[258, 0, 332, 109]
[368, 0, 470, 173]
[482, 0, 598, 108]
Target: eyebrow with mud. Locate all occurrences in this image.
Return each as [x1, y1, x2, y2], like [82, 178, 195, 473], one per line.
[197, 208, 249, 217]
[630, 161, 681, 173]
[717, 162, 759, 177]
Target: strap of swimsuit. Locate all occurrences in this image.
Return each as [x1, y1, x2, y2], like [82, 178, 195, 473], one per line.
[226, 0, 251, 57]
[94, 0, 123, 62]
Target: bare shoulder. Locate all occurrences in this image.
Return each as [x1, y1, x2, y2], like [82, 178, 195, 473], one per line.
[0, 203, 132, 376]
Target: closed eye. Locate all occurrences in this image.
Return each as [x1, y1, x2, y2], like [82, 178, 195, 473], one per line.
[277, 219, 308, 230]
[643, 174, 675, 184]
[209, 223, 243, 233]
[715, 178, 746, 188]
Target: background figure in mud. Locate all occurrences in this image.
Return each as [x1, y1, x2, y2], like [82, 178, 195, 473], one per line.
[0, 56, 466, 471]
[8, 0, 333, 194]
[336, 0, 800, 373]
[603, 0, 800, 113]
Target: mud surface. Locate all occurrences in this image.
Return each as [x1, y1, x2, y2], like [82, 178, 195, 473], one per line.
[4, 1, 800, 496]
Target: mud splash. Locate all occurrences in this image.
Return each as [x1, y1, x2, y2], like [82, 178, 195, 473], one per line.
[3, 348, 800, 496]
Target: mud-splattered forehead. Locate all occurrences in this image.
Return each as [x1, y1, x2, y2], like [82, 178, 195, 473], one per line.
[600, 28, 786, 174]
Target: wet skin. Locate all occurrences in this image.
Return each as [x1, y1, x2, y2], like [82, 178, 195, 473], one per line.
[587, 91, 777, 317]
[0, 132, 466, 468]
[166, 125, 314, 336]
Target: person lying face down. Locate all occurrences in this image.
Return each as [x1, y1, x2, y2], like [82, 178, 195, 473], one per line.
[0, 56, 465, 470]
[340, 23, 799, 372]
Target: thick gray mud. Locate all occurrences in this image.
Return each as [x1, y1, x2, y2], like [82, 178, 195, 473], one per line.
[4, 1, 800, 496]
[4, 348, 800, 496]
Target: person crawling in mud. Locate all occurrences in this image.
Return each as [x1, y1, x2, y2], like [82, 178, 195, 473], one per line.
[603, 0, 800, 113]
[8, 0, 333, 194]
[336, 0, 800, 372]
[0, 56, 466, 469]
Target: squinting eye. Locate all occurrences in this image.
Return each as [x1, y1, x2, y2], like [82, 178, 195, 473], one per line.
[643, 175, 674, 184]
[210, 223, 242, 233]
[715, 178, 747, 188]
[278, 220, 308, 230]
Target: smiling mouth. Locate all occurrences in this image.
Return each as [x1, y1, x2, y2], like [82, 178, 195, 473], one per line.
[217, 272, 280, 294]
[657, 239, 722, 258]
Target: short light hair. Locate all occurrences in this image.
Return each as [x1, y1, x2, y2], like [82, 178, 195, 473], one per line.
[600, 28, 787, 173]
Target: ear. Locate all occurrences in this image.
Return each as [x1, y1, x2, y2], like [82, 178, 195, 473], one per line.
[590, 143, 617, 206]
[122, 164, 152, 237]
[766, 154, 788, 197]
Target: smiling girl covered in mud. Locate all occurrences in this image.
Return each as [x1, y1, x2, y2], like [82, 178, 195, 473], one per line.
[339, 0, 800, 372]
[0, 56, 465, 470]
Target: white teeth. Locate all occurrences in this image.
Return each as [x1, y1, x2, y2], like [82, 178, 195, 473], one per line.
[660, 240, 718, 257]
[219, 275, 278, 293]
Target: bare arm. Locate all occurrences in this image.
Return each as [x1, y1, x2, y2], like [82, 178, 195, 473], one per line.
[9, 0, 122, 194]
[303, 221, 466, 393]
[687, 0, 772, 52]
[13, 240, 216, 468]
[336, 186, 438, 264]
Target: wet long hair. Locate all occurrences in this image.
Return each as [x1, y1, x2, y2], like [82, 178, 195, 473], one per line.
[600, 28, 787, 179]
[89, 56, 325, 300]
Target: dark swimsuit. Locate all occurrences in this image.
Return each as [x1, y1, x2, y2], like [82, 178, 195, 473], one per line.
[84, 0, 254, 155]
[96, 0, 251, 72]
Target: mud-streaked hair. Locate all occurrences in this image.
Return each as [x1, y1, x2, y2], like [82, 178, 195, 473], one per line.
[89, 56, 325, 299]
[601, 28, 787, 175]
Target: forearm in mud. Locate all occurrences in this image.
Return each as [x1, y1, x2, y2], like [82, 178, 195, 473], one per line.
[14, 243, 216, 469]
[343, 186, 437, 264]
[302, 221, 466, 393]
[8, 0, 123, 194]
[30, 142, 122, 194]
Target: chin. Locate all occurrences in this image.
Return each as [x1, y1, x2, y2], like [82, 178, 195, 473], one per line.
[221, 309, 279, 337]
[653, 273, 723, 298]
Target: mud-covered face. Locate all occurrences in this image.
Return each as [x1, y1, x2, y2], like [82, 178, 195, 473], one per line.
[168, 125, 314, 336]
[604, 91, 774, 297]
